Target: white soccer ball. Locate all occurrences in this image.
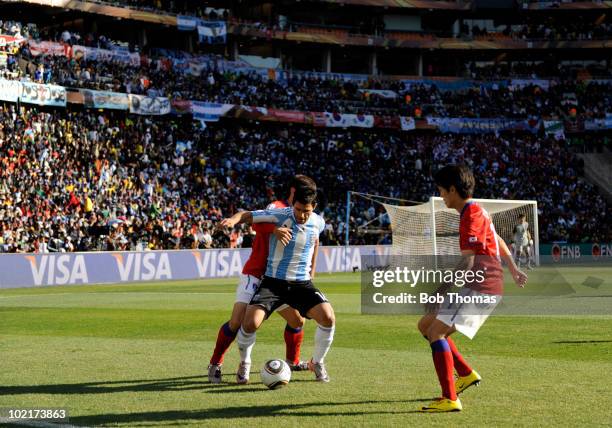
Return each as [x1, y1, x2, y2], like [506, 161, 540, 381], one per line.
[261, 359, 291, 389]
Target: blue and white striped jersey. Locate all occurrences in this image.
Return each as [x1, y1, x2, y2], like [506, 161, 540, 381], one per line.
[252, 207, 325, 281]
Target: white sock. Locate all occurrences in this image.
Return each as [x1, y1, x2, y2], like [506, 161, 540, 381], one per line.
[313, 325, 335, 364]
[237, 327, 256, 364]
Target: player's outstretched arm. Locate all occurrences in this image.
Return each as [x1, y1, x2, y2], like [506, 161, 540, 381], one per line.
[497, 233, 527, 288]
[219, 211, 253, 229]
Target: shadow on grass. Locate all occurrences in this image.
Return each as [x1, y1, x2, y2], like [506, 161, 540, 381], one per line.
[553, 339, 612, 344]
[67, 400, 432, 426]
[0, 374, 339, 396]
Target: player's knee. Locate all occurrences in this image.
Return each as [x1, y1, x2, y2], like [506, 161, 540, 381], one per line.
[228, 318, 242, 333]
[241, 318, 259, 334]
[319, 309, 335, 328]
[426, 323, 446, 342]
[417, 317, 430, 335]
[287, 315, 305, 330]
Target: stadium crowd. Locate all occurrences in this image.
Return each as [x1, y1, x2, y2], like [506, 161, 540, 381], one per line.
[0, 104, 609, 253]
[5, 39, 611, 121]
[464, 16, 612, 41]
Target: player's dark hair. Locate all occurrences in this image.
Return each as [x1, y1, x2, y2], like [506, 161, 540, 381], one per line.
[434, 165, 475, 199]
[519, 213, 526, 219]
[287, 174, 316, 196]
[293, 186, 317, 206]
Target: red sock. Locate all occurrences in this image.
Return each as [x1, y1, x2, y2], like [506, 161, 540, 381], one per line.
[431, 339, 457, 401]
[284, 324, 304, 365]
[446, 336, 472, 377]
[210, 321, 237, 365]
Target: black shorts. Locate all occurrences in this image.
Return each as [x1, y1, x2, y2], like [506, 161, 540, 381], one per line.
[250, 276, 328, 318]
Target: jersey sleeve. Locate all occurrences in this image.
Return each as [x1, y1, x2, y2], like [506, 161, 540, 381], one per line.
[251, 207, 290, 224]
[459, 208, 486, 251]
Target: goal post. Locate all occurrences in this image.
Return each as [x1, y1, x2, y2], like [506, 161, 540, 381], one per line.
[381, 196, 539, 266]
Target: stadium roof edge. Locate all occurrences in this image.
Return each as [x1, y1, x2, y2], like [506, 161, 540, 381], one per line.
[307, 0, 612, 11]
[229, 24, 612, 50]
[9, 0, 180, 26]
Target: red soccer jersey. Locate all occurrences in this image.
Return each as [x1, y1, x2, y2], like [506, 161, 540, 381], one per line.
[459, 201, 503, 295]
[242, 200, 289, 278]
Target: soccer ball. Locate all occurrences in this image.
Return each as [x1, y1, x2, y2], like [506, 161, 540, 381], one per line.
[261, 359, 291, 389]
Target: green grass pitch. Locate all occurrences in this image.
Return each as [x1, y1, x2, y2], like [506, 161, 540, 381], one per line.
[1, 268, 611, 427]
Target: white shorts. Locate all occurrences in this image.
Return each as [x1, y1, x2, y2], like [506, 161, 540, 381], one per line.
[436, 287, 502, 339]
[235, 274, 289, 311]
[235, 274, 261, 304]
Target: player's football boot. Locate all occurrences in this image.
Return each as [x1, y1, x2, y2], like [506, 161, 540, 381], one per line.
[308, 359, 330, 382]
[207, 364, 222, 384]
[287, 360, 310, 371]
[236, 361, 251, 385]
[419, 397, 463, 412]
[455, 369, 481, 395]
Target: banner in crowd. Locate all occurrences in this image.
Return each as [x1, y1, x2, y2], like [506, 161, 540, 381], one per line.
[584, 113, 612, 131]
[0, 79, 21, 102]
[373, 115, 400, 129]
[359, 89, 398, 99]
[81, 89, 129, 110]
[400, 116, 416, 131]
[128, 94, 171, 115]
[0, 34, 25, 47]
[540, 243, 612, 262]
[20, 82, 67, 107]
[510, 79, 552, 91]
[324, 112, 374, 128]
[28, 40, 70, 57]
[197, 22, 227, 44]
[177, 15, 198, 31]
[171, 99, 192, 115]
[191, 101, 234, 121]
[426, 117, 540, 134]
[543, 120, 566, 140]
[305, 111, 327, 127]
[238, 54, 281, 70]
[0, 245, 390, 288]
[401, 78, 509, 93]
[73, 45, 140, 67]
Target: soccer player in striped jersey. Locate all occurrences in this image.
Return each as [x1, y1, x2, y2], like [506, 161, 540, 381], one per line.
[207, 176, 315, 384]
[219, 183, 335, 383]
[417, 165, 528, 412]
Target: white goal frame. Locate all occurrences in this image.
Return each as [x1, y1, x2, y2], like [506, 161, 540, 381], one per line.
[427, 196, 539, 266]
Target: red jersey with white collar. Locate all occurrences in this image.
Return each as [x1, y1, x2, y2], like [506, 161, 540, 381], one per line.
[459, 201, 503, 295]
[242, 200, 289, 278]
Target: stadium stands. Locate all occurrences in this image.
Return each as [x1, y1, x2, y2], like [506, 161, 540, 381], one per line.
[0, 104, 609, 253]
[0, 2, 610, 253]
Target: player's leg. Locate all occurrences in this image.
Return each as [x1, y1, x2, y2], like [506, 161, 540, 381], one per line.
[208, 302, 246, 383]
[277, 306, 308, 370]
[235, 276, 283, 384]
[305, 302, 335, 382]
[417, 312, 436, 339]
[525, 244, 534, 269]
[446, 335, 481, 394]
[235, 304, 267, 384]
[419, 319, 463, 412]
[513, 242, 521, 267]
[208, 274, 259, 383]
[420, 313, 473, 375]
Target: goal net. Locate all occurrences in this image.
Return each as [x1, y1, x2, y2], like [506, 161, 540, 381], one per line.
[382, 197, 539, 265]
